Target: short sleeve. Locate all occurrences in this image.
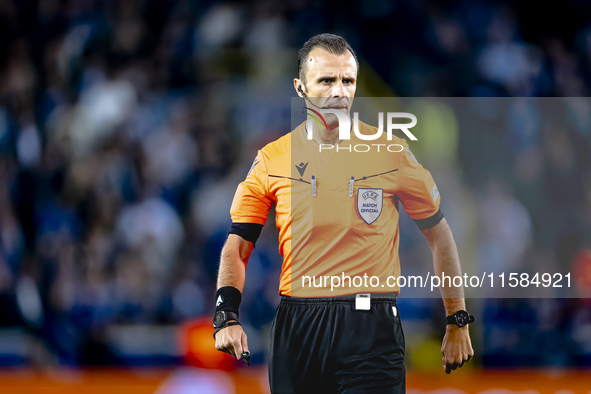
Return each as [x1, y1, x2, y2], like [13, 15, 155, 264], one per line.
[230, 150, 274, 226]
[397, 140, 444, 230]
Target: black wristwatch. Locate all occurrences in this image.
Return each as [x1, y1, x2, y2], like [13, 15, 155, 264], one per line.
[213, 311, 239, 328]
[445, 310, 475, 327]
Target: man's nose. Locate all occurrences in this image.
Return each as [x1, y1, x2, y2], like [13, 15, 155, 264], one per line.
[331, 82, 346, 98]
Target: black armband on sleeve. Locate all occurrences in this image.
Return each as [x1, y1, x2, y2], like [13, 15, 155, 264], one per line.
[229, 222, 264, 246]
[414, 208, 444, 230]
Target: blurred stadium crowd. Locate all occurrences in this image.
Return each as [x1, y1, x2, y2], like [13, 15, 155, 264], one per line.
[0, 0, 590, 369]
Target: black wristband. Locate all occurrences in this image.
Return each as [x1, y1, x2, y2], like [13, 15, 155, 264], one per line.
[215, 286, 242, 316]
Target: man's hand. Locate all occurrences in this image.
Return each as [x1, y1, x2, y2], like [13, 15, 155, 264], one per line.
[214, 322, 249, 360]
[422, 219, 474, 374]
[441, 325, 473, 374]
[215, 235, 252, 360]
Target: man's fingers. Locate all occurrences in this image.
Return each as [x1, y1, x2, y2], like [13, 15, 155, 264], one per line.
[461, 352, 474, 367]
[241, 331, 250, 355]
[217, 338, 235, 356]
[458, 353, 473, 369]
[443, 356, 452, 374]
[232, 340, 243, 360]
[215, 326, 245, 358]
[443, 351, 468, 374]
[444, 361, 461, 374]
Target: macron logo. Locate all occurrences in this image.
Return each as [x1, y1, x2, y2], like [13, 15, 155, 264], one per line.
[216, 295, 223, 307]
[295, 162, 308, 177]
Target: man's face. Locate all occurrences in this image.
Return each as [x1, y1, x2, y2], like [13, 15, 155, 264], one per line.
[295, 47, 357, 130]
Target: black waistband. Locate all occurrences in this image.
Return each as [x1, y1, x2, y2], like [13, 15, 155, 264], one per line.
[280, 295, 397, 305]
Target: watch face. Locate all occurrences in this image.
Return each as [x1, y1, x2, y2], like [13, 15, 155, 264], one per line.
[455, 311, 469, 326]
[213, 311, 226, 328]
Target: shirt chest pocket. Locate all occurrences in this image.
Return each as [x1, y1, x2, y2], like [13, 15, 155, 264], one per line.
[289, 181, 352, 235]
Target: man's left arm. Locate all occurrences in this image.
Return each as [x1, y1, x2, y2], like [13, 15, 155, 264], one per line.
[421, 218, 474, 374]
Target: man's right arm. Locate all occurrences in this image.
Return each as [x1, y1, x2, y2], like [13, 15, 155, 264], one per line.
[215, 150, 272, 359]
[214, 234, 254, 359]
[217, 234, 254, 291]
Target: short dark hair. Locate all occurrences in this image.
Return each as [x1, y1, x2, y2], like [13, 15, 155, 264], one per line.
[297, 33, 359, 86]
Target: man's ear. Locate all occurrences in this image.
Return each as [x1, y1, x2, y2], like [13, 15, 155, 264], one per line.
[294, 79, 305, 97]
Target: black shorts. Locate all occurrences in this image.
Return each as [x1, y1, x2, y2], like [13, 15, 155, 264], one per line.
[269, 296, 406, 394]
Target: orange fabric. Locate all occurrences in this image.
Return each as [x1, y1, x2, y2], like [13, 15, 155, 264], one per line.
[0, 368, 589, 393]
[0, 368, 266, 394]
[230, 121, 440, 297]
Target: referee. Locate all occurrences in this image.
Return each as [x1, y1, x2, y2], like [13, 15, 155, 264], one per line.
[213, 33, 474, 393]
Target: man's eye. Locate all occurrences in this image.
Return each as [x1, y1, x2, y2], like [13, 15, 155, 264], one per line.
[322, 79, 331, 84]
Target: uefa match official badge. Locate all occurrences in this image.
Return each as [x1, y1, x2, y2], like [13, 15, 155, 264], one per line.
[357, 188, 383, 224]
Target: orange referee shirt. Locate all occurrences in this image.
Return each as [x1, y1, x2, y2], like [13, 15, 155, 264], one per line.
[230, 121, 442, 297]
